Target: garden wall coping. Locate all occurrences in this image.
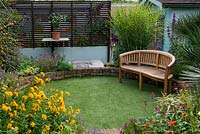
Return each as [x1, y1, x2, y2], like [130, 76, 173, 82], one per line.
[15, 67, 119, 90]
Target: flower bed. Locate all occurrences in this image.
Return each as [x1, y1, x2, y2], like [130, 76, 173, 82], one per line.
[0, 72, 84, 133]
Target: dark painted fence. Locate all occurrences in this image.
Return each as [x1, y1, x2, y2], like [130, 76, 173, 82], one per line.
[13, 1, 111, 48]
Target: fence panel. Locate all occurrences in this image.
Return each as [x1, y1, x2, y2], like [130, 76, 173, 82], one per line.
[13, 1, 111, 48]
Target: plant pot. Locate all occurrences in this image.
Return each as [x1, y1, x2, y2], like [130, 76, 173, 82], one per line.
[52, 32, 60, 40]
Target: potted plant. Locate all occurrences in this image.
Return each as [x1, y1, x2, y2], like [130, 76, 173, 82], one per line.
[48, 13, 68, 40]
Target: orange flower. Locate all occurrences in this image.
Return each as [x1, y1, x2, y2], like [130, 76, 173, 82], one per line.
[143, 122, 150, 130]
[166, 131, 174, 134]
[151, 120, 156, 124]
[7, 123, 12, 129]
[22, 95, 28, 100]
[30, 121, 35, 127]
[144, 126, 147, 130]
[168, 121, 176, 127]
[45, 125, 50, 131]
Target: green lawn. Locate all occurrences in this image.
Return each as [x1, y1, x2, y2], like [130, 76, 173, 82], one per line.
[44, 76, 161, 129]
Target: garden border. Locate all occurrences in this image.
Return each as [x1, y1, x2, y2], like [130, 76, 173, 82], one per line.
[16, 67, 119, 90]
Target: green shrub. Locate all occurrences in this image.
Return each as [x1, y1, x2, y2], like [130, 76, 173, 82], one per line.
[57, 62, 73, 71]
[36, 54, 73, 72]
[170, 39, 189, 78]
[0, 2, 22, 71]
[111, 5, 162, 65]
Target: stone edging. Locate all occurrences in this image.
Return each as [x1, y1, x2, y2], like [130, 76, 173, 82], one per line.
[16, 67, 119, 90]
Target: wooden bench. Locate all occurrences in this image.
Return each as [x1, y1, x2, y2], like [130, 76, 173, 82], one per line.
[119, 50, 175, 94]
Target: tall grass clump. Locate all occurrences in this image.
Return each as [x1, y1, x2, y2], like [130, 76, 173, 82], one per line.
[111, 5, 162, 65]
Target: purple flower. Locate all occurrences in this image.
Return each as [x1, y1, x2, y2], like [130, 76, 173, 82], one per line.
[123, 123, 128, 127]
[149, 92, 156, 99]
[120, 128, 124, 134]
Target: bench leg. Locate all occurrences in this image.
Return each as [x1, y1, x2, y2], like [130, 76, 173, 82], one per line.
[139, 73, 143, 91]
[164, 79, 168, 95]
[119, 68, 122, 83]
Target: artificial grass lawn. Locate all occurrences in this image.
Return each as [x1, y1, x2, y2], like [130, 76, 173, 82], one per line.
[44, 76, 162, 129]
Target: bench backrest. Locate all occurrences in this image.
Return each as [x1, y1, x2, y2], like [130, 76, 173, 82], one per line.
[120, 50, 175, 69]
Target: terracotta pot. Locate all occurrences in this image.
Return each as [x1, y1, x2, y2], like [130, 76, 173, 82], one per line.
[52, 32, 60, 40]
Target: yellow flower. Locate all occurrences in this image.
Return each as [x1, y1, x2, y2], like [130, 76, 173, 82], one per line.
[30, 87, 35, 92]
[39, 91, 46, 99]
[45, 125, 50, 131]
[61, 106, 66, 112]
[37, 99, 41, 104]
[20, 103, 26, 111]
[14, 126, 19, 131]
[58, 125, 63, 130]
[26, 129, 32, 134]
[76, 108, 81, 113]
[22, 95, 28, 100]
[2, 104, 11, 111]
[40, 72, 45, 77]
[13, 110, 18, 118]
[30, 121, 35, 127]
[1, 85, 7, 90]
[31, 103, 40, 111]
[60, 91, 64, 96]
[8, 112, 13, 117]
[42, 114, 47, 120]
[11, 101, 19, 107]
[29, 114, 33, 118]
[13, 91, 18, 96]
[56, 111, 60, 115]
[47, 101, 52, 107]
[70, 120, 76, 125]
[198, 112, 200, 116]
[7, 123, 12, 129]
[45, 78, 51, 82]
[68, 111, 72, 116]
[66, 91, 70, 96]
[28, 93, 34, 99]
[34, 76, 45, 86]
[34, 86, 40, 91]
[5, 91, 13, 97]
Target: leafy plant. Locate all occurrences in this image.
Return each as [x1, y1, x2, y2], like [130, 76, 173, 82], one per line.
[57, 62, 73, 71]
[0, 1, 22, 71]
[76, 37, 89, 46]
[48, 13, 68, 31]
[36, 54, 72, 72]
[169, 39, 189, 78]
[169, 13, 200, 77]
[111, 5, 162, 65]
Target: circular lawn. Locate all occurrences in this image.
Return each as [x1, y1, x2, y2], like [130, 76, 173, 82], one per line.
[44, 76, 161, 129]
